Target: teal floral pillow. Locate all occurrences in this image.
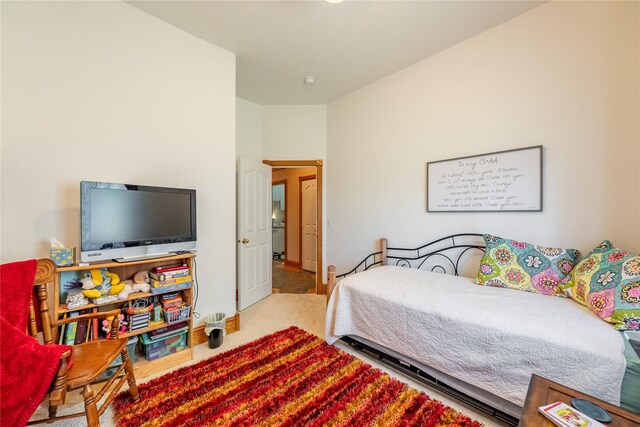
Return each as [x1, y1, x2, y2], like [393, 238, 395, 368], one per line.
[561, 240, 640, 331]
[475, 234, 580, 296]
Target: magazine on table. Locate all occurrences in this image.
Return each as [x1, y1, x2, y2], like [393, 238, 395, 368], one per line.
[538, 402, 605, 427]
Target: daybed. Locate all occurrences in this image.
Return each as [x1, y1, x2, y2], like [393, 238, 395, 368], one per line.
[325, 234, 638, 423]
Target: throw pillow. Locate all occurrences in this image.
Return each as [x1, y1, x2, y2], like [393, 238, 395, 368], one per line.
[475, 234, 579, 296]
[561, 240, 640, 331]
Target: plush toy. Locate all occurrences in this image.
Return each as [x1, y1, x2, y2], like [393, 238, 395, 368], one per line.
[116, 284, 134, 300]
[106, 272, 120, 285]
[110, 282, 125, 295]
[80, 277, 95, 290]
[82, 270, 147, 300]
[102, 314, 127, 338]
[133, 271, 150, 285]
[81, 268, 112, 298]
[113, 278, 149, 300]
[132, 282, 151, 293]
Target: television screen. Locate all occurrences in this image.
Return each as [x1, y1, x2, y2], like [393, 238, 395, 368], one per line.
[81, 181, 196, 262]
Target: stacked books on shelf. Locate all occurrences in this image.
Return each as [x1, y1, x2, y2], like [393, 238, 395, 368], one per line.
[538, 402, 605, 427]
[149, 264, 193, 294]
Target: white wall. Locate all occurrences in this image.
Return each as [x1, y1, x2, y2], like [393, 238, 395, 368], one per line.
[235, 103, 328, 281]
[1, 1, 238, 321]
[327, 1, 640, 274]
[262, 105, 327, 161]
[261, 105, 328, 281]
[236, 97, 262, 161]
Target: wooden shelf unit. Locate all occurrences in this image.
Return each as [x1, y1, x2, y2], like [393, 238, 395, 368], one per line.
[53, 253, 195, 378]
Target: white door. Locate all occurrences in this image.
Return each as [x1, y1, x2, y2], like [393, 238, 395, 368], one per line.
[237, 157, 272, 310]
[301, 178, 317, 272]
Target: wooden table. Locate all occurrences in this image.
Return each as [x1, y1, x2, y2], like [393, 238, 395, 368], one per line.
[519, 374, 640, 426]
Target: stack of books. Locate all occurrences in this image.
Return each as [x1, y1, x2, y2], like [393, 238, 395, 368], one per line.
[149, 264, 193, 294]
[150, 264, 191, 286]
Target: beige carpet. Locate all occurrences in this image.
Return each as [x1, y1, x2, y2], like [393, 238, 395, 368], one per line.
[31, 294, 508, 426]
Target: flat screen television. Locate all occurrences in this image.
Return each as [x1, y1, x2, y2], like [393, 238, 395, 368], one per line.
[80, 181, 196, 262]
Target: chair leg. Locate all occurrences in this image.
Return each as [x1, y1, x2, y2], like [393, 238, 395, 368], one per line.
[48, 404, 58, 418]
[122, 348, 139, 401]
[83, 384, 100, 427]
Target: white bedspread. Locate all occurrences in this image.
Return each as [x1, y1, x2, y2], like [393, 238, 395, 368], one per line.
[325, 266, 627, 408]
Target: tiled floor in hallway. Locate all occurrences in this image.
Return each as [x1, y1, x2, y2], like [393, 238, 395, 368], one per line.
[272, 260, 316, 294]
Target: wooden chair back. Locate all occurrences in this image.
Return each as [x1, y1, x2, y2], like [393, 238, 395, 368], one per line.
[28, 259, 57, 343]
[28, 259, 121, 344]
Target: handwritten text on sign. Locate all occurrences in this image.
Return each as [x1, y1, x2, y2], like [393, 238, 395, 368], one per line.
[427, 146, 542, 212]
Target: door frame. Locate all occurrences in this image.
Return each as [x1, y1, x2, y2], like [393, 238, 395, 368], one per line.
[272, 179, 287, 259]
[263, 160, 324, 294]
[299, 174, 316, 273]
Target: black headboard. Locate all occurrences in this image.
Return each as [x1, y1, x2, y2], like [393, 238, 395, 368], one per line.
[335, 233, 486, 280]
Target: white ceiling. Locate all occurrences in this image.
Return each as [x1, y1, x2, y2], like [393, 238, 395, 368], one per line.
[128, 1, 544, 105]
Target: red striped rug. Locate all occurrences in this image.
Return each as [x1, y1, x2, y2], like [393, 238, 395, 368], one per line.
[114, 327, 482, 426]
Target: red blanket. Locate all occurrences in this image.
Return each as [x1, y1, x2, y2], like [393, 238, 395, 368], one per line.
[0, 260, 72, 427]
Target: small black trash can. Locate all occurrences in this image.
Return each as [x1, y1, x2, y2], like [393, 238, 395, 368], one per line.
[209, 329, 224, 349]
[204, 313, 226, 349]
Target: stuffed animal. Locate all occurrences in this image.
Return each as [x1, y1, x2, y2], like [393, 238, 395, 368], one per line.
[133, 271, 150, 285]
[82, 270, 147, 300]
[110, 283, 125, 295]
[81, 268, 113, 298]
[106, 272, 120, 285]
[132, 282, 151, 293]
[113, 279, 149, 300]
[116, 284, 134, 300]
[80, 277, 95, 290]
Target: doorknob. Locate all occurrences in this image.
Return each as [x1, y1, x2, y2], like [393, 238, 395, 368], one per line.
[239, 238, 249, 244]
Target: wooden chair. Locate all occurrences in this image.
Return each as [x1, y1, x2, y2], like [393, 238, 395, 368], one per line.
[26, 259, 139, 426]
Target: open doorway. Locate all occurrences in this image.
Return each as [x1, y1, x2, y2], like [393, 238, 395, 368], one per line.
[264, 160, 323, 295]
[272, 180, 286, 261]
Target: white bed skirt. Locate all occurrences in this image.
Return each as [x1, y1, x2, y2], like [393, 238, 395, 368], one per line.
[325, 266, 626, 412]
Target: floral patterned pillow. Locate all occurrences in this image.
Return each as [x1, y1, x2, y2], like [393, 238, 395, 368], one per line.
[475, 234, 580, 296]
[561, 240, 640, 331]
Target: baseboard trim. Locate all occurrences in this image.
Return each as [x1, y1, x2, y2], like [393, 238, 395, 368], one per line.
[284, 260, 302, 270]
[192, 312, 240, 346]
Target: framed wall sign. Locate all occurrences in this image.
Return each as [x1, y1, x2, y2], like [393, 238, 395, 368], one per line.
[427, 145, 543, 212]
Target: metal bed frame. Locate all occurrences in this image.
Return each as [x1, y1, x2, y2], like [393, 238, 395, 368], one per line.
[328, 233, 487, 291]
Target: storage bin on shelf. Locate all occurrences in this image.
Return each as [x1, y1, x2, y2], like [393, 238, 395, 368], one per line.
[126, 336, 139, 363]
[95, 338, 136, 382]
[140, 329, 188, 361]
[163, 305, 191, 325]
